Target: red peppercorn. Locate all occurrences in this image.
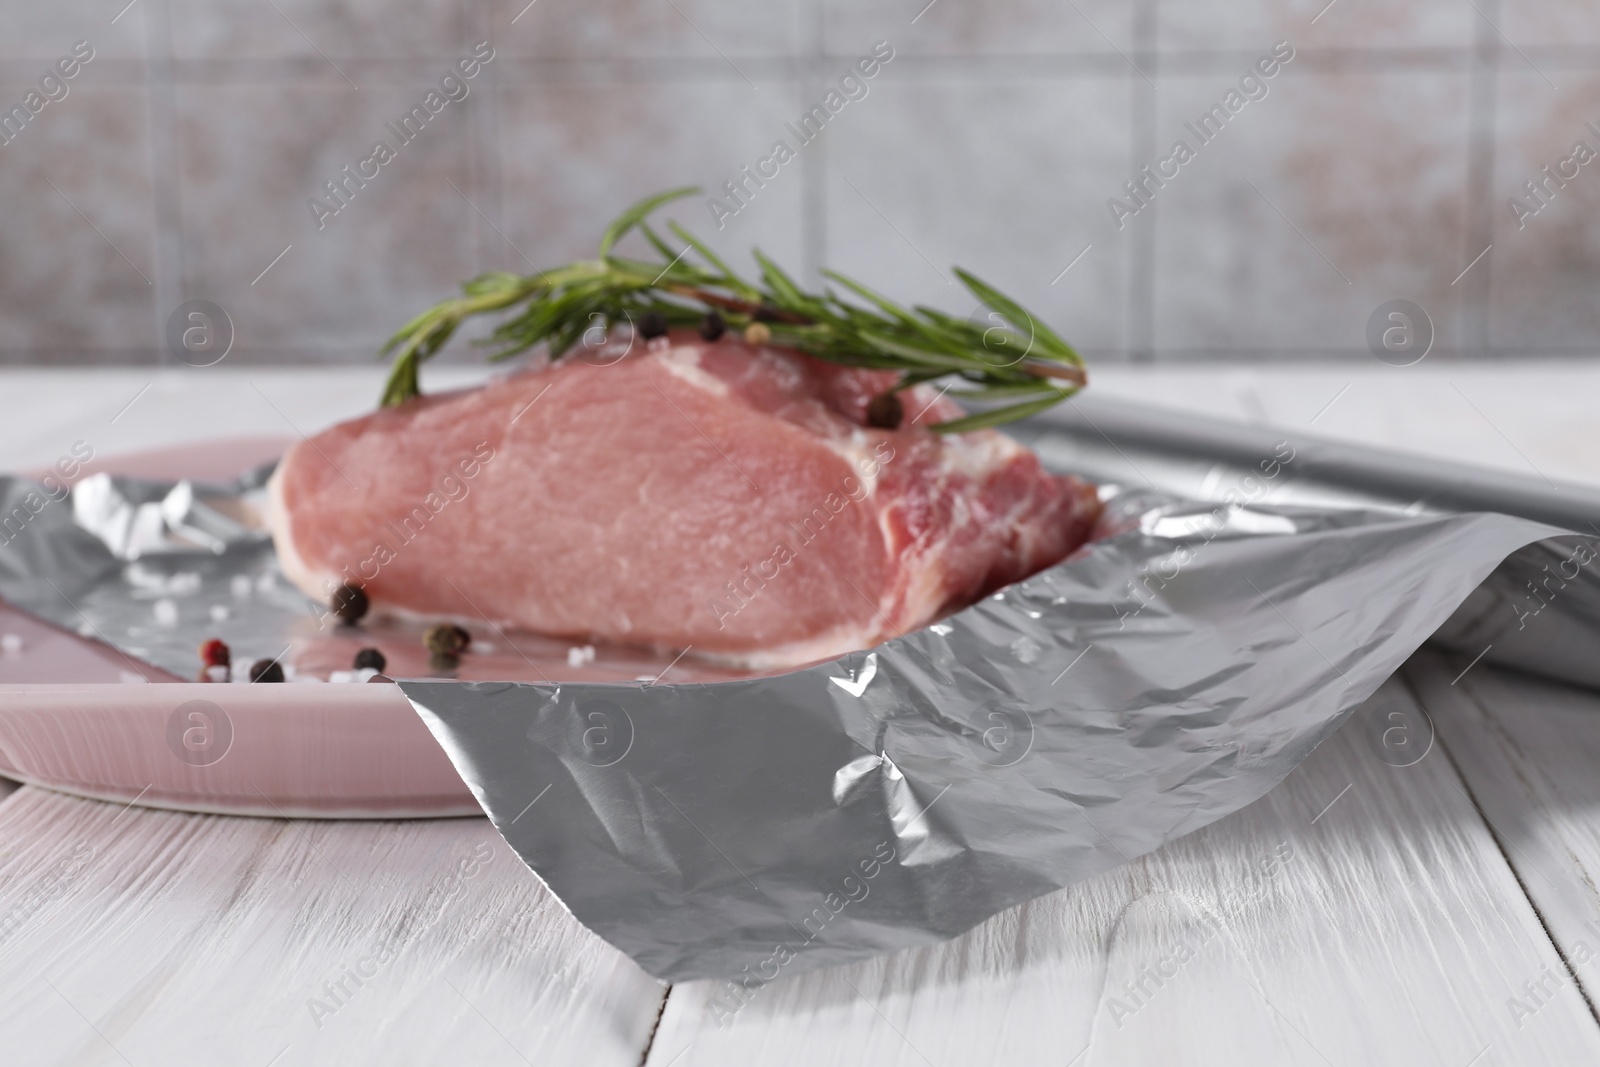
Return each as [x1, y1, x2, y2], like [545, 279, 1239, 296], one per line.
[199, 638, 231, 668]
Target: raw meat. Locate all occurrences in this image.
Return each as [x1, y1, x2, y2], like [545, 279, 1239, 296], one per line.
[267, 333, 1101, 668]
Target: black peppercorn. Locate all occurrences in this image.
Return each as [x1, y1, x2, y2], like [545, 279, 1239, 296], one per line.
[866, 391, 904, 430]
[638, 311, 668, 339]
[249, 657, 285, 683]
[699, 310, 726, 341]
[330, 582, 369, 625]
[353, 647, 387, 673]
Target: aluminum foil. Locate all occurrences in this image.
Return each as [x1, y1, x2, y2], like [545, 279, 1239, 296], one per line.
[4, 396, 1599, 984]
[0, 468, 758, 686]
[403, 493, 1584, 983]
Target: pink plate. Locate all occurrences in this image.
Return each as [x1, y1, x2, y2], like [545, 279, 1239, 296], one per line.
[0, 438, 481, 818]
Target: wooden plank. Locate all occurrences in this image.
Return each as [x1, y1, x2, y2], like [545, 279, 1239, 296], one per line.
[0, 787, 664, 1065]
[644, 676, 1600, 1066]
[1409, 650, 1600, 1021]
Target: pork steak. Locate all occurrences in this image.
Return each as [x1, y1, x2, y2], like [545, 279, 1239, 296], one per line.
[267, 333, 1101, 668]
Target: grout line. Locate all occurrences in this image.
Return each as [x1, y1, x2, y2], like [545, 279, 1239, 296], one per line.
[25, 46, 1600, 87]
[1462, 0, 1502, 356]
[479, 0, 506, 280]
[1126, 0, 1159, 363]
[799, 0, 826, 283]
[15, 344, 1600, 366]
[144, 0, 184, 369]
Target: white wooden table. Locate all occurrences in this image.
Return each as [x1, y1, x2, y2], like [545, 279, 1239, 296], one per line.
[4, 364, 1600, 1066]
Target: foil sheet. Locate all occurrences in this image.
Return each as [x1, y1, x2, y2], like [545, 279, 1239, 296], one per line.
[4, 396, 1599, 984]
[403, 495, 1584, 983]
[0, 467, 759, 686]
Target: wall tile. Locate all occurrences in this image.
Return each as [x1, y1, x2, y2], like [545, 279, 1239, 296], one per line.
[824, 0, 1136, 59]
[0, 2, 146, 63]
[495, 79, 808, 281]
[1499, 0, 1600, 50]
[0, 85, 157, 357]
[10, 0, 1600, 367]
[169, 75, 486, 361]
[1157, 0, 1473, 53]
[822, 76, 1134, 359]
[168, 0, 473, 62]
[1151, 68, 1472, 357]
[492, 0, 801, 62]
[1488, 71, 1600, 353]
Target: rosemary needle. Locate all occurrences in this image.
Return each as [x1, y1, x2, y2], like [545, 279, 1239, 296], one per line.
[379, 187, 1087, 433]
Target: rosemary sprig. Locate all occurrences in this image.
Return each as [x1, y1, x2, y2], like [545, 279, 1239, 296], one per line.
[380, 187, 1086, 432]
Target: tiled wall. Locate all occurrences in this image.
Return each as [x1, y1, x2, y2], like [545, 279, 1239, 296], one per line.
[1, 0, 1595, 367]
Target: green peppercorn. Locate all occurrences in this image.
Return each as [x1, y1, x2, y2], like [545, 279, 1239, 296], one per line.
[423, 623, 470, 657]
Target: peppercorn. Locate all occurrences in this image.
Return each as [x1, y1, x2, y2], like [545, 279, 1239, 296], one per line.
[353, 647, 387, 673]
[699, 310, 726, 341]
[199, 638, 231, 668]
[866, 391, 904, 430]
[330, 582, 369, 625]
[249, 657, 285, 683]
[743, 322, 772, 346]
[638, 311, 668, 339]
[423, 623, 471, 657]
